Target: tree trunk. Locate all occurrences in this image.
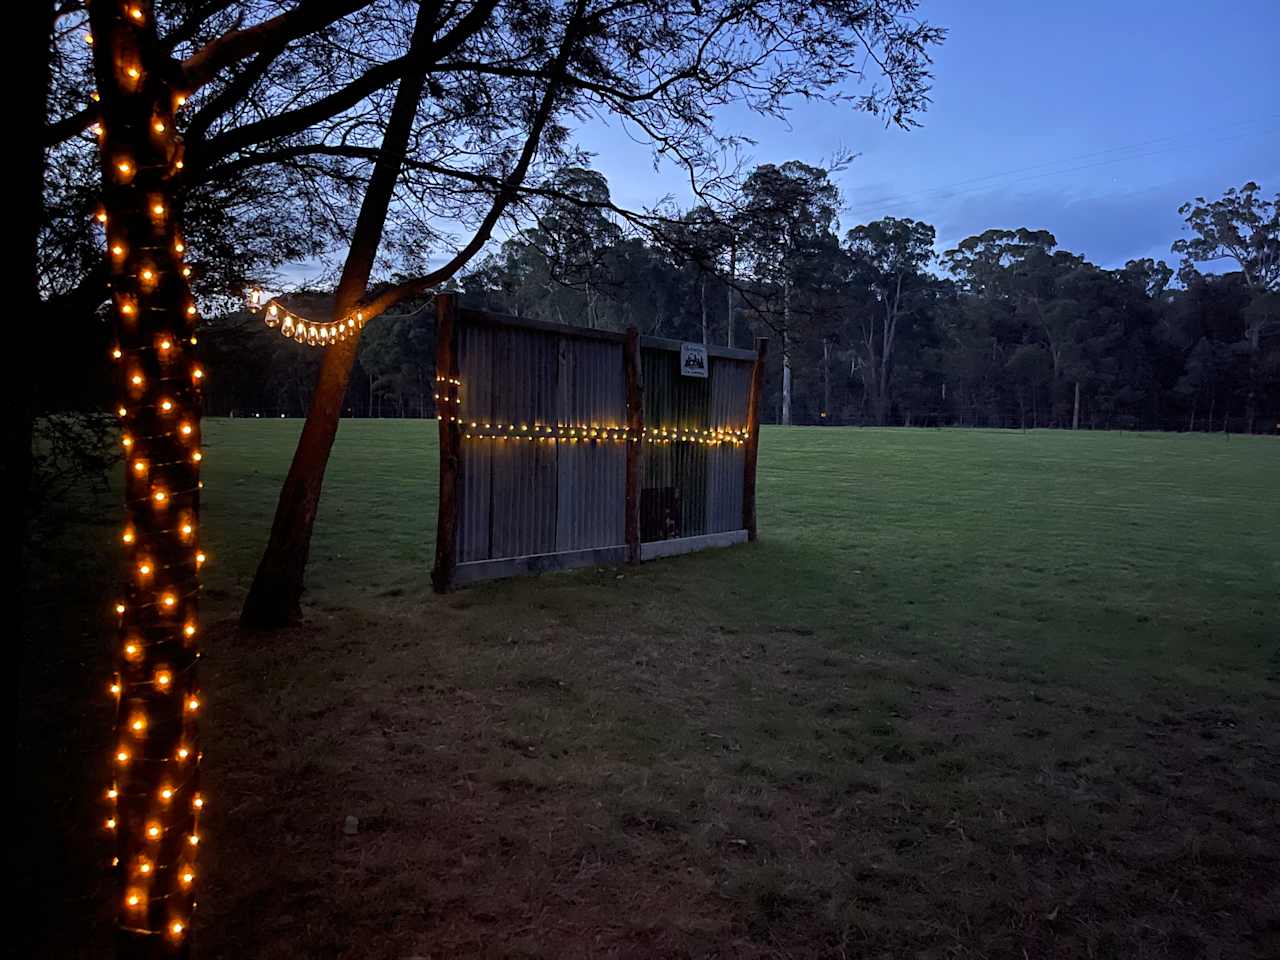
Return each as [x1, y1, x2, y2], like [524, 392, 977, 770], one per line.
[821, 337, 831, 421]
[12, 8, 52, 950]
[780, 281, 792, 425]
[89, 5, 204, 954]
[700, 273, 708, 345]
[726, 236, 736, 348]
[1072, 381, 1080, 430]
[875, 380, 889, 426]
[242, 7, 434, 628]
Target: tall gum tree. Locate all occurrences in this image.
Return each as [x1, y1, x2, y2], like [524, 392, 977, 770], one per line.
[738, 162, 842, 425]
[229, 0, 944, 624]
[40, 3, 943, 632]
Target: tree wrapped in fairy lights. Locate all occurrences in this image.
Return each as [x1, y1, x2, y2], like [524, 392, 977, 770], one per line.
[87, 2, 204, 954]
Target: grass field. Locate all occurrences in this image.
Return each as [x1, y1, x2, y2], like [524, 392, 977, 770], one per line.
[19, 423, 1280, 958]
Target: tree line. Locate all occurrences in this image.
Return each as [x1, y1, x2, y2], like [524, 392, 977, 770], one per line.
[201, 168, 1279, 434]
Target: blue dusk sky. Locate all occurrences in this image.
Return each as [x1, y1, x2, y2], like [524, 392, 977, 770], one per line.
[574, 0, 1280, 268]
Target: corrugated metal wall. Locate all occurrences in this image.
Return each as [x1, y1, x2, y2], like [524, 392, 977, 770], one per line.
[454, 317, 751, 564]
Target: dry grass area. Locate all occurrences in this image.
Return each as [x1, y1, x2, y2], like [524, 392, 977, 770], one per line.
[18, 423, 1280, 958]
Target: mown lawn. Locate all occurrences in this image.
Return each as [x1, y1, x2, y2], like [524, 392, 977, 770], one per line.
[19, 423, 1280, 958]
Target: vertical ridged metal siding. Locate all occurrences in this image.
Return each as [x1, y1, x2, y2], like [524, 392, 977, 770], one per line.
[456, 322, 626, 561]
[454, 316, 752, 562]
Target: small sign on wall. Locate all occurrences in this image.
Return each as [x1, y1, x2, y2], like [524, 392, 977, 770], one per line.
[680, 342, 708, 378]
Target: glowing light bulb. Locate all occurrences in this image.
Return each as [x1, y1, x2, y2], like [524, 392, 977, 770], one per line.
[106, 818, 116, 829]
[132, 459, 146, 474]
[139, 860, 152, 875]
[186, 695, 200, 713]
[160, 399, 173, 412]
[97, 210, 107, 224]
[130, 715, 146, 733]
[161, 592, 177, 608]
[192, 367, 204, 380]
[112, 347, 122, 359]
[123, 641, 141, 660]
[180, 523, 193, 537]
[146, 822, 161, 839]
[183, 622, 196, 638]
[116, 749, 130, 764]
[152, 203, 165, 217]
[195, 551, 206, 566]
[192, 794, 204, 810]
[115, 603, 126, 614]
[186, 304, 197, 317]
[160, 786, 174, 801]
[180, 870, 194, 886]
[107, 787, 118, 800]
[117, 160, 132, 176]
[110, 681, 122, 695]
[153, 490, 168, 504]
[192, 450, 203, 463]
[129, 6, 144, 21]
[130, 373, 143, 387]
[170, 921, 185, 938]
[156, 670, 172, 688]
[118, 406, 127, 417]
[85, 32, 93, 44]
[182, 266, 192, 278]
[122, 529, 135, 544]
[180, 422, 192, 436]
[177, 746, 190, 760]
[174, 241, 185, 253]
[126, 66, 140, 79]
[153, 121, 165, 133]
[141, 268, 154, 282]
[126, 891, 141, 908]
[111, 243, 124, 257]
[121, 302, 135, 317]
[138, 561, 152, 576]
[188, 834, 200, 846]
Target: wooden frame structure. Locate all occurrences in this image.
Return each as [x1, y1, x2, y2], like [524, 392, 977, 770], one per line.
[432, 294, 766, 590]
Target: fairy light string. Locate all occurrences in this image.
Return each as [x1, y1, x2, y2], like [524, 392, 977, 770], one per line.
[432, 377, 748, 446]
[88, 1, 202, 951]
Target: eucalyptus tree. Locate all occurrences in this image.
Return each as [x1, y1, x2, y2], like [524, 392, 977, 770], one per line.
[737, 161, 842, 424]
[844, 216, 937, 425]
[38, 1, 943, 629]
[227, 0, 940, 622]
[1173, 182, 1279, 432]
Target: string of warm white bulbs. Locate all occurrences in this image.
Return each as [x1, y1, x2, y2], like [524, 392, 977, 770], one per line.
[246, 289, 366, 346]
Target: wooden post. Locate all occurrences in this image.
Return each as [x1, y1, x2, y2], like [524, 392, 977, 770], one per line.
[624, 327, 644, 563]
[432, 293, 461, 592]
[743, 337, 769, 541]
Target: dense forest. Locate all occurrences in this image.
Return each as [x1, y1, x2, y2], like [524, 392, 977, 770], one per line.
[193, 168, 1279, 432]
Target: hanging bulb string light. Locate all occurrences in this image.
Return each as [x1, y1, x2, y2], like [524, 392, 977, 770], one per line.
[88, 0, 202, 950]
[245, 292, 369, 347]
